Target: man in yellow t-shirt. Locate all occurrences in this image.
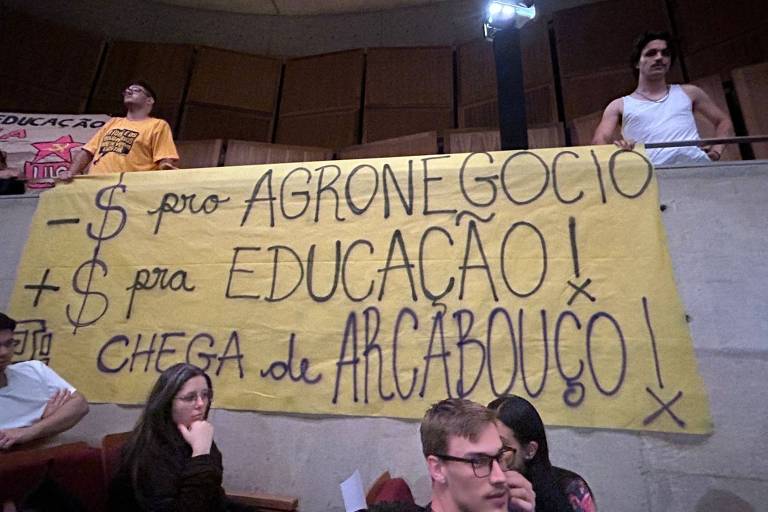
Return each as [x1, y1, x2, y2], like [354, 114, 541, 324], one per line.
[63, 80, 178, 178]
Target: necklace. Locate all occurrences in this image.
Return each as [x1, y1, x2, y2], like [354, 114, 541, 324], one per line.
[634, 86, 670, 103]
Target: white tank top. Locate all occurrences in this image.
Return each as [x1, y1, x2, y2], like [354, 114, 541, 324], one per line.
[622, 84, 711, 166]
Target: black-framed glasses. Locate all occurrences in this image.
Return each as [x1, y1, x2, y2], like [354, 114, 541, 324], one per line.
[433, 446, 517, 478]
[123, 87, 148, 96]
[174, 389, 213, 403]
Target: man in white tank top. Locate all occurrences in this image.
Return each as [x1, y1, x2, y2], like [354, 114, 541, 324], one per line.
[592, 31, 732, 166]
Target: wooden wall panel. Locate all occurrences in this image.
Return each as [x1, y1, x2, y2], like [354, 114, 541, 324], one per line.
[338, 132, 438, 160]
[555, 0, 673, 77]
[457, 39, 497, 109]
[457, 26, 557, 128]
[690, 75, 739, 161]
[684, 30, 768, 81]
[459, 100, 498, 130]
[528, 122, 566, 149]
[175, 140, 223, 169]
[522, 20, 558, 125]
[525, 83, 558, 126]
[362, 45, 453, 141]
[672, 0, 767, 54]
[561, 69, 635, 122]
[0, 82, 89, 114]
[277, 50, 364, 148]
[554, 0, 676, 121]
[443, 125, 564, 154]
[280, 50, 364, 115]
[224, 140, 333, 166]
[457, 39, 497, 129]
[0, 11, 103, 113]
[443, 129, 500, 154]
[276, 111, 358, 149]
[365, 47, 453, 107]
[672, 0, 768, 80]
[521, 20, 555, 90]
[179, 104, 272, 141]
[90, 42, 194, 128]
[187, 48, 281, 112]
[569, 111, 609, 147]
[363, 108, 452, 143]
[732, 62, 768, 159]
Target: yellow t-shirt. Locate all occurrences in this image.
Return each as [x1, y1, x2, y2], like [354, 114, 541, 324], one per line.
[84, 117, 178, 175]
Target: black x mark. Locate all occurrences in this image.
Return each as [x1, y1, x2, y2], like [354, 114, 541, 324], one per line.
[567, 278, 596, 306]
[643, 387, 686, 429]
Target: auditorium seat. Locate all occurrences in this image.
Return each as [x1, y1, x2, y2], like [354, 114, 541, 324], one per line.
[0, 442, 106, 511]
[366, 471, 416, 507]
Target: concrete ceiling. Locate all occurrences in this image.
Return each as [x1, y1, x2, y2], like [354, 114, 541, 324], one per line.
[154, 0, 449, 16]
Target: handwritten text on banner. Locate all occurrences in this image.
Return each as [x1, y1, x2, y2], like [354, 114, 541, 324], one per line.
[9, 146, 712, 433]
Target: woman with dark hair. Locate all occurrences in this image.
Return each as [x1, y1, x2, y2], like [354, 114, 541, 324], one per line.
[109, 363, 231, 512]
[488, 395, 596, 512]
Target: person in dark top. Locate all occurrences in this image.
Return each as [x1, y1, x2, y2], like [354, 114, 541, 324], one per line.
[0, 150, 24, 195]
[109, 363, 234, 512]
[488, 396, 597, 512]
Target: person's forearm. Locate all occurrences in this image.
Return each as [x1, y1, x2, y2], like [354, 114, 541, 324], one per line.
[25, 393, 89, 441]
[591, 128, 617, 145]
[714, 118, 733, 139]
[710, 119, 733, 158]
[157, 158, 178, 170]
[69, 150, 93, 175]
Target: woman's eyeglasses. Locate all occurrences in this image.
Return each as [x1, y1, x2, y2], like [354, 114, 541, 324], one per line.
[174, 389, 213, 403]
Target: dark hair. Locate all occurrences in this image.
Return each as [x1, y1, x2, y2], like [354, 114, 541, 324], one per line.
[420, 398, 496, 457]
[0, 312, 17, 331]
[120, 363, 212, 505]
[125, 79, 157, 102]
[0, 150, 7, 170]
[488, 395, 572, 512]
[630, 31, 676, 78]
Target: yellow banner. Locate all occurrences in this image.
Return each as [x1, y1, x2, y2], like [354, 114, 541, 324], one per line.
[9, 146, 712, 433]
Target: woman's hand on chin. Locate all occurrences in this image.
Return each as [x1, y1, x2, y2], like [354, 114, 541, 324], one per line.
[178, 420, 214, 456]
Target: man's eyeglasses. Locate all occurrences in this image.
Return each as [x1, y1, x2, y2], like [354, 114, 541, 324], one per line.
[433, 446, 517, 478]
[123, 87, 148, 96]
[0, 339, 20, 350]
[174, 389, 213, 403]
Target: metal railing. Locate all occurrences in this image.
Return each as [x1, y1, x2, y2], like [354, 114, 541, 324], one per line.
[645, 135, 768, 149]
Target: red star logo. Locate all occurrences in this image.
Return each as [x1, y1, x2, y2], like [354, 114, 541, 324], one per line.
[31, 135, 83, 163]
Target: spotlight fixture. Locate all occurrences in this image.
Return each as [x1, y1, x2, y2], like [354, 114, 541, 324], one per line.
[483, 1, 536, 39]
